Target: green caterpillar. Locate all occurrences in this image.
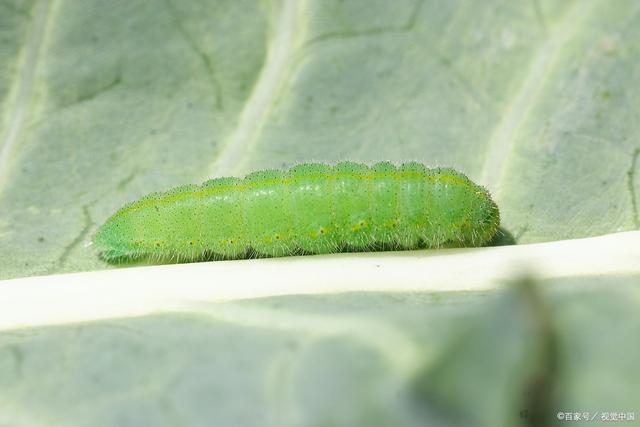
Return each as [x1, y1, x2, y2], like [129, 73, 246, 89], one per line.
[93, 161, 500, 262]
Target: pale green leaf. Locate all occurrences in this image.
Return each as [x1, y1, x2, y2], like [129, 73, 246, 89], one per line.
[1, 1, 639, 426]
[1, 0, 639, 277]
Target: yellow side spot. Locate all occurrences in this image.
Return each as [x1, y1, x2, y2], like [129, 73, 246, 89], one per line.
[352, 220, 369, 232]
[384, 219, 399, 229]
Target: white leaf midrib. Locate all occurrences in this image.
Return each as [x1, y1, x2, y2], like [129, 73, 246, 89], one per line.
[0, 230, 638, 331]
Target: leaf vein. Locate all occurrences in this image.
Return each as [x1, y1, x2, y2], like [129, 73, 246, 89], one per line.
[207, 0, 305, 178]
[480, 1, 597, 193]
[0, 0, 54, 196]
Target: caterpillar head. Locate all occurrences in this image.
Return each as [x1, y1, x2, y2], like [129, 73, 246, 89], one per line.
[463, 187, 500, 245]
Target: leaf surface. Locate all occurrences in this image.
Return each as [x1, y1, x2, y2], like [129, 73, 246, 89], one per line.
[0, 1, 639, 425]
[1, 0, 639, 277]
